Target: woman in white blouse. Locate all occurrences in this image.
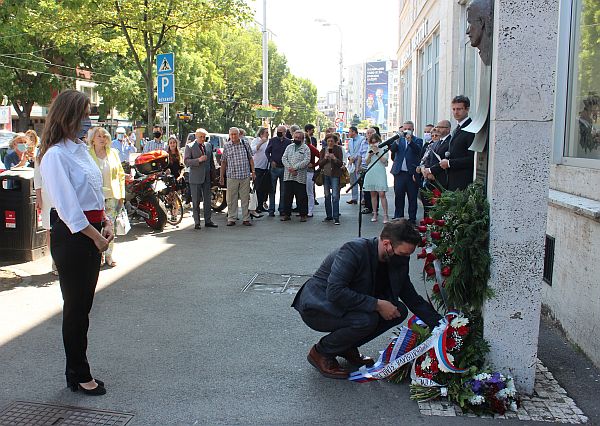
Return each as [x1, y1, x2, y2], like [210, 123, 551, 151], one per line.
[38, 90, 113, 396]
[88, 127, 125, 267]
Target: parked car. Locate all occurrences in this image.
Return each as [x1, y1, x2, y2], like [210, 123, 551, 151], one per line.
[0, 129, 17, 171]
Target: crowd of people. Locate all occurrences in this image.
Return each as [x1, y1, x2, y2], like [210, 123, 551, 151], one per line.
[0, 88, 478, 393]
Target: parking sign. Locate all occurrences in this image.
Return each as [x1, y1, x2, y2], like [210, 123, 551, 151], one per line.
[157, 72, 175, 104]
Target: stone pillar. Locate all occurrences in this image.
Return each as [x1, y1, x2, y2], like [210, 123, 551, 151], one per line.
[483, 0, 559, 394]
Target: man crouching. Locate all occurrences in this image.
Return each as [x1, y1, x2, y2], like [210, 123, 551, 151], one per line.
[292, 219, 442, 379]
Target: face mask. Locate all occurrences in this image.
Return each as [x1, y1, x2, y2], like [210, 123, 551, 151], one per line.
[17, 143, 27, 152]
[404, 130, 413, 137]
[153, 131, 162, 139]
[77, 117, 92, 139]
[294, 139, 302, 145]
[423, 133, 432, 142]
[117, 134, 124, 140]
[276, 132, 284, 138]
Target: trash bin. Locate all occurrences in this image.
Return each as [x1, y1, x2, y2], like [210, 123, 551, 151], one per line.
[0, 168, 48, 261]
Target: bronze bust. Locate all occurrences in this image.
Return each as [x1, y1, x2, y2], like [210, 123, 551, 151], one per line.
[467, 0, 494, 66]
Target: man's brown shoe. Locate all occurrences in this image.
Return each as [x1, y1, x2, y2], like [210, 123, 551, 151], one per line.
[339, 347, 375, 367]
[307, 346, 349, 379]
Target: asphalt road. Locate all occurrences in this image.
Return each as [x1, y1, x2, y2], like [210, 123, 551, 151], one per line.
[1, 191, 598, 425]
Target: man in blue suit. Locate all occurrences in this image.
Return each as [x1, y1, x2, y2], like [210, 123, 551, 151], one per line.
[389, 121, 423, 224]
[292, 220, 442, 379]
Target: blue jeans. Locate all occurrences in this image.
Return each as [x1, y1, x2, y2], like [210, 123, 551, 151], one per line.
[269, 167, 285, 213]
[324, 175, 340, 219]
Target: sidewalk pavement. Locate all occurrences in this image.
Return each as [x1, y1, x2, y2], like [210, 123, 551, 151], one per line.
[1, 190, 599, 425]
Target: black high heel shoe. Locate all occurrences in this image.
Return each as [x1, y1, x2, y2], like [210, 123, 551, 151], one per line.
[67, 380, 106, 396]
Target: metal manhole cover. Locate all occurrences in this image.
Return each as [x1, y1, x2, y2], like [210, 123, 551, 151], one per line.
[0, 401, 134, 425]
[242, 272, 310, 294]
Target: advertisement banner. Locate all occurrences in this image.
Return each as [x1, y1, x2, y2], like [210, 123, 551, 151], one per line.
[364, 61, 388, 131]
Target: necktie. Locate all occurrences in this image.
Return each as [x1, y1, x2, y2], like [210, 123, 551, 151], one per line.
[452, 124, 461, 137]
[200, 143, 205, 156]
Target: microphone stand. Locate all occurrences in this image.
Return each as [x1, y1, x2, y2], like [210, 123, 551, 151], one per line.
[346, 145, 391, 237]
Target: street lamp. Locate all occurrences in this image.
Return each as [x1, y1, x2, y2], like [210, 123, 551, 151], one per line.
[315, 19, 343, 126]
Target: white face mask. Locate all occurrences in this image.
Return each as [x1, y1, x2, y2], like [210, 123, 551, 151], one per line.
[423, 133, 432, 142]
[117, 134, 124, 140]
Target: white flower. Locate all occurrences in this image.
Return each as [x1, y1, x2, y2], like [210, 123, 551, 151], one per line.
[469, 395, 485, 405]
[496, 388, 509, 399]
[450, 316, 469, 328]
[421, 355, 432, 370]
[440, 387, 448, 397]
[510, 402, 518, 412]
[446, 353, 455, 364]
[474, 373, 491, 381]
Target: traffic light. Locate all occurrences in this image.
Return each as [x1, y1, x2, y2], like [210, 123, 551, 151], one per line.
[176, 112, 193, 121]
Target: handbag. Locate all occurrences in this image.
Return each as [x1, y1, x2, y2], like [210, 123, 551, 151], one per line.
[249, 185, 258, 211]
[313, 168, 324, 186]
[115, 208, 131, 235]
[340, 166, 351, 187]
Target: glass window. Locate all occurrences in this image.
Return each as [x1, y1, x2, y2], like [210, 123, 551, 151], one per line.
[418, 33, 439, 130]
[565, 0, 600, 160]
[401, 63, 412, 122]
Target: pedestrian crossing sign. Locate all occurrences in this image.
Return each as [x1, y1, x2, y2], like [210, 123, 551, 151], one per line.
[156, 53, 174, 75]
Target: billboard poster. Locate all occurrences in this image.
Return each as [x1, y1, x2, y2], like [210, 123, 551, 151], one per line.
[364, 61, 388, 131]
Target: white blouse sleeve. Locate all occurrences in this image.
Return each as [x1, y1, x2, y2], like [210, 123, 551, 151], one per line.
[33, 160, 42, 190]
[40, 150, 90, 233]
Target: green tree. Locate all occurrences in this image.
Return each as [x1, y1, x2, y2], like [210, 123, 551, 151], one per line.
[60, 0, 250, 133]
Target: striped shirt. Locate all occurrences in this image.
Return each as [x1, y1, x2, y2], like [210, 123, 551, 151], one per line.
[142, 139, 166, 153]
[282, 143, 310, 184]
[221, 140, 252, 180]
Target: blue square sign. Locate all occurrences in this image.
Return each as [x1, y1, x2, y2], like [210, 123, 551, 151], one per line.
[157, 74, 175, 104]
[157, 53, 174, 75]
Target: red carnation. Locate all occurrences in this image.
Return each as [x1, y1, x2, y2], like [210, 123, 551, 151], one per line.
[446, 247, 454, 255]
[429, 361, 439, 374]
[431, 231, 441, 240]
[426, 253, 436, 262]
[417, 249, 427, 259]
[424, 217, 435, 225]
[432, 283, 440, 294]
[428, 348, 436, 358]
[430, 198, 437, 206]
[417, 225, 427, 233]
[458, 326, 469, 336]
[435, 219, 445, 226]
[446, 336, 457, 350]
[432, 188, 442, 198]
[420, 219, 426, 226]
[425, 266, 435, 277]
[419, 238, 427, 247]
[441, 266, 452, 277]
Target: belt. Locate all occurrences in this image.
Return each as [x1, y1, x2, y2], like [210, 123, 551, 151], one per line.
[84, 210, 105, 223]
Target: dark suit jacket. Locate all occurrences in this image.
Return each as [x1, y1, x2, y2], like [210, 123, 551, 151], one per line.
[430, 118, 475, 191]
[184, 140, 213, 185]
[291, 237, 442, 329]
[389, 136, 423, 178]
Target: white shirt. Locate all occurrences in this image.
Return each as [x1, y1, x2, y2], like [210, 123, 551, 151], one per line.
[251, 137, 268, 169]
[40, 139, 105, 233]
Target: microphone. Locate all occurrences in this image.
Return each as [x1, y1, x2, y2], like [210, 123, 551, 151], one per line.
[378, 133, 400, 149]
[445, 152, 450, 159]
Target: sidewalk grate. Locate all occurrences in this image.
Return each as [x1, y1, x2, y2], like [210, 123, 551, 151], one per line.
[417, 360, 588, 423]
[0, 401, 134, 425]
[241, 272, 310, 294]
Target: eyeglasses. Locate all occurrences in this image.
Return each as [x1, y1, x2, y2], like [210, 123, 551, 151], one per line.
[437, 126, 450, 128]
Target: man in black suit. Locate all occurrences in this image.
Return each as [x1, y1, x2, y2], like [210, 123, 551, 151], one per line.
[429, 95, 475, 191]
[292, 220, 442, 379]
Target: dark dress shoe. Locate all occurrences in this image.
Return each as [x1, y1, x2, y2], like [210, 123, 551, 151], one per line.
[226, 221, 235, 226]
[242, 220, 252, 226]
[268, 212, 275, 217]
[346, 200, 357, 205]
[205, 222, 218, 228]
[67, 380, 107, 396]
[280, 216, 291, 221]
[339, 347, 375, 367]
[194, 224, 202, 230]
[307, 346, 349, 379]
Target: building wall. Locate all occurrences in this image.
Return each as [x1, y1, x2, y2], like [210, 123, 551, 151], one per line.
[397, 0, 600, 367]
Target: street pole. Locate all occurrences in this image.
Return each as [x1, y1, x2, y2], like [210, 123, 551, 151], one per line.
[262, 0, 269, 129]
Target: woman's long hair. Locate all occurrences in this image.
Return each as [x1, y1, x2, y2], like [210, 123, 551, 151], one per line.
[38, 90, 90, 163]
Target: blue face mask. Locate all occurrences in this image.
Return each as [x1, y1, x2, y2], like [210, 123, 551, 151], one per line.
[423, 132, 432, 142]
[77, 117, 92, 139]
[17, 143, 27, 152]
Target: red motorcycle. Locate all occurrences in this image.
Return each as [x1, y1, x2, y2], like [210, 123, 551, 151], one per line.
[123, 151, 169, 231]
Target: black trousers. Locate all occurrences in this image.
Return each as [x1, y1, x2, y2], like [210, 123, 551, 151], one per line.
[283, 180, 308, 216]
[300, 308, 405, 356]
[51, 219, 102, 384]
[255, 168, 270, 211]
